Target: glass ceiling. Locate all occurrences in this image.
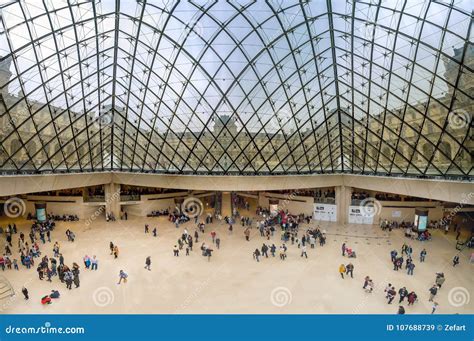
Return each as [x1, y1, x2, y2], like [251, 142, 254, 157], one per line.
[0, 0, 472, 178]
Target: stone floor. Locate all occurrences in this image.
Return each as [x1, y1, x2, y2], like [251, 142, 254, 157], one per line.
[0, 213, 472, 314]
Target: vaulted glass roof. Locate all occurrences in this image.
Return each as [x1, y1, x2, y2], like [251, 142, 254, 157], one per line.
[0, 0, 472, 178]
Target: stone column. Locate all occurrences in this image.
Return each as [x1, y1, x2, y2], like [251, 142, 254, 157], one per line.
[336, 186, 352, 224]
[105, 183, 121, 219]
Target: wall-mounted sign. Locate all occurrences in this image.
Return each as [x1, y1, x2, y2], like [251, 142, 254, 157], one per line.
[314, 204, 337, 222]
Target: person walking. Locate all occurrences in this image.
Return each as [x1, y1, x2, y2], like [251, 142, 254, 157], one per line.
[153, 228, 157, 237]
[270, 244, 276, 257]
[387, 286, 396, 304]
[435, 273, 445, 289]
[398, 306, 405, 314]
[22, 287, 29, 300]
[113, 245, 119, 259]
[145, 224, 149, 233]
[429, 285, 438, 301]
[215, 237, 221, 250]
[144, 256, 151, 271]
[117, 270, 128, 284]
[346, 263, 354, 278]
[301, 245, 308, 258]
[109, 242, 114, 255]
[407, 291, 417, 305]
[339, 264, 346, 279]
[244, 228, 250, 241]
[420, 249, 427, 262]
[261, 244, 268, 258]
[431, 302, 439, 314]
[452, 255, 460, 267]
[253, 249, 261, 262]
[341, 243, 346, 256]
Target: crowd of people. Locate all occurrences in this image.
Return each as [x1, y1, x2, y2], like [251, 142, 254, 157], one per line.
[0, 198, 469, 314]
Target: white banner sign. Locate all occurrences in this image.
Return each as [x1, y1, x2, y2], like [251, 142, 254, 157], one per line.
[348, 206, 374, 224]
[314, 204, 337, 222]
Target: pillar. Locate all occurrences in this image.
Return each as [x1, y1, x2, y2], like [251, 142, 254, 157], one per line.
[105, 183, 121, 219]
[336, 186, 352, 224]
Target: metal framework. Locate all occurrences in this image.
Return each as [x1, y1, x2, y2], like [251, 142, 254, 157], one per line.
[0, 0, 472, 178]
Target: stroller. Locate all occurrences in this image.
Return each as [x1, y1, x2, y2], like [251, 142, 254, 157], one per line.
[347, 248, 357, 258]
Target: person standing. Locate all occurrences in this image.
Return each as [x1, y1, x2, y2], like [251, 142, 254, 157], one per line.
[420, 249, 427, 262]
[342, 243, 346, 256]
[144, 256, 151, 271]
[215, 237, 221, 250]
[346, 263, 354, 278]
[91, 256, 98, 270]
[398, 287, 408, 303]
[339, 264, 346, 279]
[109, 242, 114, 255]
[452, 255, 459, 267]
[22, 287, 29, 300]
[407, 262, 415, 275]
[397, 306, 405, 314]
[145, 224, 149, 233]
[301, 245, 308, 258]
[270, 244, 276, 257]
[194, 230, 199, 243]
[173, 245, 179, 257]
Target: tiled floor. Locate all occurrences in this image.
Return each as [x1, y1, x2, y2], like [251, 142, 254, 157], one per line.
[0, 214, 472, 314]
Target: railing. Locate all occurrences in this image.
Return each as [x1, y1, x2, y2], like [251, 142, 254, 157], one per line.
[315, 197, 335, 204]
[85, 195, 105, 202]
[120, 194, 140, 202]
